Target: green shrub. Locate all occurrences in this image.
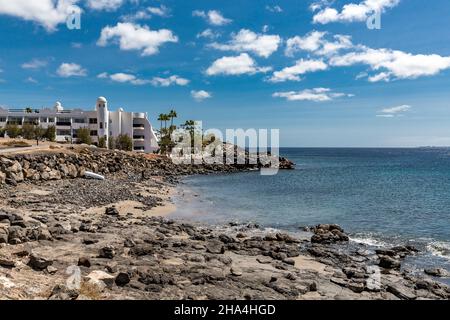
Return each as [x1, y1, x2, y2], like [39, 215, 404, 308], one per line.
[76, 128, 92, 145]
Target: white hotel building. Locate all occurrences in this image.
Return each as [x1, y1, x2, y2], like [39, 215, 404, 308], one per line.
[0, 97, 159, 153]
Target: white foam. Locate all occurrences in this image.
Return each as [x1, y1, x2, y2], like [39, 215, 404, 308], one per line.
[427, 241, 450, 261]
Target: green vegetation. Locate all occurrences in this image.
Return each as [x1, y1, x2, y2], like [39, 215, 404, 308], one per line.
[98, 136, 107, 149]
[5, 124, 21, 139]
[21, 123, 36, 140]
[76, 128, 92, 145]
[116, 134, 132, 151]
[44, 126, 56, 142]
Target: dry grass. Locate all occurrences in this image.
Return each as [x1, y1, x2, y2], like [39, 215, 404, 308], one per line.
[0, 140, 32, 148]
[79, 281, 104, 300]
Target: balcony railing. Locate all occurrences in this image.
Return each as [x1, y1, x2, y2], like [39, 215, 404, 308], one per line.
[56, 122, 72, 126]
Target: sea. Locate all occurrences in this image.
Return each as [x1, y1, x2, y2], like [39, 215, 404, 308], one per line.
[171, 148, 450, 282]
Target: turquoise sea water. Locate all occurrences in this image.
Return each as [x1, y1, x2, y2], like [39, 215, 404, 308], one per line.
[171, 148, 450, 278]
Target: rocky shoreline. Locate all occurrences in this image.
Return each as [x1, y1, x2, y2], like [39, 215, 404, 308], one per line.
[0, 148, 449, 300]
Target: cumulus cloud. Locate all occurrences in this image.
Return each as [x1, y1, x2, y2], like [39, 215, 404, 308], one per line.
[376, 104, 411, 117]
[191, 90, 212, 101]
[285, 31, 353, 57]
[150, 75, 190, 87]
[273, 88, 353, 102]
[98, 72, 150, 85]
[97, 22, 178, 56]
[197, 29, 220, 39]
[86, 0, 124, 11]
[193, 10, 232, 26]
[329, 47, 450, 81]
[56, 63, 87, 77]
[22, 59, 48, 70]
[0, 0, 81, 31]
[147, 5, 170, 17]
[206, 53, 272, 76]
[209, 29, 281, 58]
[268, 59, 328, 82]
[284, 30, 450, 82]
[312, 0, 400, 24]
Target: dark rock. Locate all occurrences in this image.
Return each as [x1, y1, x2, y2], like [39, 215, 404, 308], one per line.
[105, 206, 119, 217]
[28, 254, 53, 271]
[130, 244, 154, 256]
[379, 255, 401, 269]
[311, 224, 349, 244]
[386, 283, 417, 300]
[98, 245, 116, 259]
[206, 241, 225, 254]
[424, 268, 450, 278]
[115, 272, 131, 286]
[8, 226, 28, 244]
[78, 257, 91, 268]
[48, 284, 79, 300]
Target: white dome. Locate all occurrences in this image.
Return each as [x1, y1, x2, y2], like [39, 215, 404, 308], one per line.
[97, 96, 107, 103]
[54, 101, 63, 112]
[118, 107, 124, 112]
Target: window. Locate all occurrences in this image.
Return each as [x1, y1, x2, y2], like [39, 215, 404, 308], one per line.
[40, 117, 48, 123]
[73, 118, 86, 124]
[23, 117, 38, 125]
[90, 130, 98, 136]
[48, 118, 55, 123]
[0, 117, 6, 122]
[89, 118, 98, 124]
[56, 129, 71, 136]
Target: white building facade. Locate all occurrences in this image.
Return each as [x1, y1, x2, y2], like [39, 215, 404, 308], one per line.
[0, 97, 159, 153]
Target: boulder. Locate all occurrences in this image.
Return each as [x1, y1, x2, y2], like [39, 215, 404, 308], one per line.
[98, 245, 116, 259]
[86, 270, 115, 290]
[311, 224, 349, 244]
[379, 255, 401, 269]
[8, 225, 28, 244]
[0, 254, 16, 268]
[105, 206, 119, 217]
[115, 272, 131, 286]
[28, 254, 53, 271]
[424, 268, 450, 278]
[78, 257, 91, 268]
[0, 225, 8, 244]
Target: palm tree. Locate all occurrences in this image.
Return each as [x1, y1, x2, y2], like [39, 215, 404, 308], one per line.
[163, 114, 170, 130]
[169, 110, 177, 128]
[157, 113, 165, 132]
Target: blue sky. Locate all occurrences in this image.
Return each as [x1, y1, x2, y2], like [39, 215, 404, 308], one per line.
[0, 0, 450, 147]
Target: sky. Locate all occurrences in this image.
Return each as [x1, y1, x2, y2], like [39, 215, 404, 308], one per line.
[0, 0, 450, 147]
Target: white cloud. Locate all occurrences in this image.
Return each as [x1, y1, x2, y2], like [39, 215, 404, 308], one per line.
[330, 47, 450, 81]
[266, 5, 283, 13]
[148, 5, 170, 17]
[191, 90, 212, 101]
[313, 0, 400, 24]
[0, 0, 81, 31]
[206, 53, 272, 76]
[25, 77, 38, 83]
[21, 59, 48, 70]
[376, 104, 411, 117]
[285, 31, 353, 57]
[97, 22, 178, 56]
[86, 0, 124, 11]
[56, 63, 87, 77]
[98, 72, 150, 85]
[273, 88, 352, 102]
[193, 10, 232, 26]
[150, 75, 190, 87]
[197, 29, 220, 39]
[268, 59, 328, 82]
[209, 29, 281, 58]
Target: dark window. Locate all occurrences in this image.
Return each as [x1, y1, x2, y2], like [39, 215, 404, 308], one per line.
[90, 130, 98, 136]
[133, 135, 145, 140]
[0, 117, 6, 122]
[40, 117, 48, 123]
[89, 118, 98, 124]
[73, 118, 86, 124]
[48, 118, 55, 123]
[56, 129, 71, 136]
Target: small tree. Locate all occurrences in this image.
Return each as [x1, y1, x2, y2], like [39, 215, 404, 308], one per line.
[77, 128, 92, 145]
[116, 134, 132, 151]
[45, 126, 56, 142]
[108, 136, 116, 150]
[34, 126, 45, 146]
[22, 123, 36, 140]
[98, 136, 107, 149]
[0, 127, 5, 138]
[5, 124, 21, 138]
